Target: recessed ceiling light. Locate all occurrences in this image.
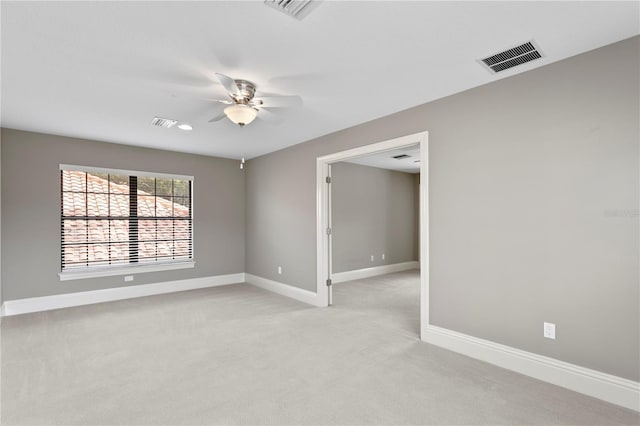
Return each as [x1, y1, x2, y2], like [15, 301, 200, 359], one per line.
[177, 123, 193, 131]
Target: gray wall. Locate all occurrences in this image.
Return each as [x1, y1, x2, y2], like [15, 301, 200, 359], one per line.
[1, 128, 245, 301]
[331, 162, 418, 273]
[246, 37, 639, 381]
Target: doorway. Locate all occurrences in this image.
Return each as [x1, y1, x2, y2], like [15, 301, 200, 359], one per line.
[316, 131, 429, 337]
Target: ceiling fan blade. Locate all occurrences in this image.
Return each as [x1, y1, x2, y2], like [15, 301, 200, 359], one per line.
[258, 108, 285, 126]
[208, 111, 227, 123]
[215, 73, 240, 97]
[255, 95, 302, 108]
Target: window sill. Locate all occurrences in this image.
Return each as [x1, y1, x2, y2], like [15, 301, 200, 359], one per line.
[58, 261, 195, 281]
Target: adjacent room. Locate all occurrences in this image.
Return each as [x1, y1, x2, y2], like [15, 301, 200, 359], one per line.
[330, 145, 421, 334]
[1, 1, 638, 424]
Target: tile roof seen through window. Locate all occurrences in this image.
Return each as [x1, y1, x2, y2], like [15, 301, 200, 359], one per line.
[62, 171, 189, 217]
[62, 171, 191, 267]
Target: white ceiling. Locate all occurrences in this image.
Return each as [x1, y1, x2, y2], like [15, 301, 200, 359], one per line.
[2, 1, 638, 160]
[345, 145, 421, 174]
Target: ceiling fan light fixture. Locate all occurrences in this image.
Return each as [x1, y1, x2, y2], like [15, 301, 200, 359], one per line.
[224, 104, 257, 127]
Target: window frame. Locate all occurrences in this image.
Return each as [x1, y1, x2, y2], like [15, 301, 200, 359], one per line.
[58, 164, 195, 281]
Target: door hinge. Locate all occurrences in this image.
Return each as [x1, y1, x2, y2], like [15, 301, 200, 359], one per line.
[326, 176, 331, 184]
[326, 278, 332, 287]
[326, 227, 332, 235]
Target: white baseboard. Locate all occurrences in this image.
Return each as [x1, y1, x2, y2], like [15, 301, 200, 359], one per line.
[422, 325, 640, 412]
[245, 273, 323, 307]
[0, 273, 245, 316]
[332, 261, 419, 284]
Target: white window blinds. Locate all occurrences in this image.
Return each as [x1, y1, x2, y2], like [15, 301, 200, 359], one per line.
[60, 166, 193, 272]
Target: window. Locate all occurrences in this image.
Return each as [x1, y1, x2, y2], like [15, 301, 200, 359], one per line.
[60, 165, 194, 280]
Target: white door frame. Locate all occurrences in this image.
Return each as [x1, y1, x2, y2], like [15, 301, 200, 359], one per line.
[316, 131, 429, 334]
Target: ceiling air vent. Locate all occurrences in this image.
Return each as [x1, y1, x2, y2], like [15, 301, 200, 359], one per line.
[151, 117, 177, 128]
[480, 41, 543, 73]
[264, 0, 313, 19]
[392, 154, 411, 160]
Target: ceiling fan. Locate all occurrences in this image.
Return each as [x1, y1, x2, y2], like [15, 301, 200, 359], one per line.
[208, 73, 302, 127]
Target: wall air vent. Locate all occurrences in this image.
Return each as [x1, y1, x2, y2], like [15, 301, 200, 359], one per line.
[480, 41, 543, 73]
[151, 117, 177, 128]
[392, 154, 411, 160]
[264, 0, 314, 19]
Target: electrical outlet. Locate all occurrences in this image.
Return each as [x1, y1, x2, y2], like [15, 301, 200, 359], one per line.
[277, 266, 282, 275]
[543, 322, 556, 339]
[124, 276, 134, 282]
[381, 254, 385, 260]
[370, 255, 375, 262]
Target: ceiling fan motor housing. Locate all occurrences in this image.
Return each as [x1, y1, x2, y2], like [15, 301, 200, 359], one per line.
[208, 72, 301, 126]
[233, 80, 257, 104]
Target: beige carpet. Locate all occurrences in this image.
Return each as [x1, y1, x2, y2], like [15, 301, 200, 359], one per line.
[2, 270, 638, 425]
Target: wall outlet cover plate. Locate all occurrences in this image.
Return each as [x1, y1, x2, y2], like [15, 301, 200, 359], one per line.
[543, 322, 556, 339]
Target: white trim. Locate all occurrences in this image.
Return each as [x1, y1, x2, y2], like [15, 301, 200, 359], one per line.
[317, 133, 427, 164]
[316, 131, 429, 311]
[419, 134, 430, 337]
[0, 133, 2, 307]
[59, 260, 195, 281]
[332, 261, 419, 284]
[1, 273, 245, 316]
[422, 325, 640, 412]
[316, 157, 330, 306]
[59, 164, 193, 180]
[245, 274, 323, 307]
